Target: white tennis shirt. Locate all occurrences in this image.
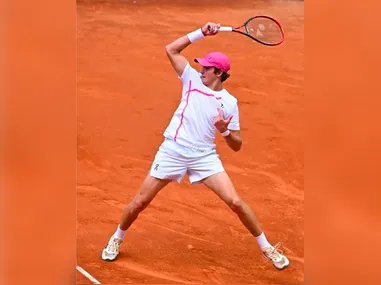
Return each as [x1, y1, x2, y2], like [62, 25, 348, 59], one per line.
[163, 63, 240, 151]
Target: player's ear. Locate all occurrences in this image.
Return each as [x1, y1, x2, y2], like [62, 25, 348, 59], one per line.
[213, 67, 223, 77]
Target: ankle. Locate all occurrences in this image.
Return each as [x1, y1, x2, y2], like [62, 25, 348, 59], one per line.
[113, 225, 126, 240]
[255, 232, 271, 250]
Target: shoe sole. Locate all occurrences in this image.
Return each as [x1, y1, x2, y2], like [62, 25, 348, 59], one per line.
[102, 258, 117, 262]
[273, 263, 289, 270]
[273, 258, 290, 270]
[263, 253, 290, 270]
[102, 251, 118, 262]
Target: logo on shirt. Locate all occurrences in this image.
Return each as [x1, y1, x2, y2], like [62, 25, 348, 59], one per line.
[220, 103, 224, 109]
[154, 164, 159, 171]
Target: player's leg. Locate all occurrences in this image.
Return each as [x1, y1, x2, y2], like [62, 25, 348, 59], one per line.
[102, 139, 187, 261]
[102, 174, 171, 261]
[201, 171, 263, 236]
[201, 171, 289, 270]
[188, 155, 264, 237]
[120, 174, 172, 230]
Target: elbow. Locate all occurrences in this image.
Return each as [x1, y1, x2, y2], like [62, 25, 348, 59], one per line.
[233, 141, 242, 152]
[165, 45, 170, 55]
[166, 43, 181, 56]
[165, 44, 174, 55]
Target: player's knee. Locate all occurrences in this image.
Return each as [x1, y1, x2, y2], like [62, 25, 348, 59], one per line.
[131, 198, 149, 213]
[229, 198, 245, 214]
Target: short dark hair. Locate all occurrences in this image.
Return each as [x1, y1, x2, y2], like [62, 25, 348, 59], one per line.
[214, 67, 230, 82]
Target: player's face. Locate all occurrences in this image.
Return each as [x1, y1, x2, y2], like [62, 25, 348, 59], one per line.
[200, 66, 219, 86]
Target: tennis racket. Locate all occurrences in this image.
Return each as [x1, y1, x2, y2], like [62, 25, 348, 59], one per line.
[208, 16, 285, 46]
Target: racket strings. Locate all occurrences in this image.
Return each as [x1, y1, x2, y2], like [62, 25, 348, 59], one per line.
[246, 18, 283, 45]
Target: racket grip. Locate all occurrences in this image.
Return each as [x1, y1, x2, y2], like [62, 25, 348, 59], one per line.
[219, 26, 233, 32]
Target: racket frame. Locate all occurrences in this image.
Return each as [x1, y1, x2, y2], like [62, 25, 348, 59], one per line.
[219, 16, 285, 46]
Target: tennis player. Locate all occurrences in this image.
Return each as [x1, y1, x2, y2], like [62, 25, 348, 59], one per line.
[101, 21, 289, 270]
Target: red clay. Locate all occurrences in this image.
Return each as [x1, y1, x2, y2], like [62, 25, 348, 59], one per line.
[77, 1, 304, 284]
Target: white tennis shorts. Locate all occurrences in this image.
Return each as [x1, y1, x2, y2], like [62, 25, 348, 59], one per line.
[149, 138, 225, 184]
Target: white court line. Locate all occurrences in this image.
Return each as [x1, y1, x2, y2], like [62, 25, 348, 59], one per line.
[76, 265, 101, 284]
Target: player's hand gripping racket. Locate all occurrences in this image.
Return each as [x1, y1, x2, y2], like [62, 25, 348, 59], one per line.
[208, 16, 284, 46]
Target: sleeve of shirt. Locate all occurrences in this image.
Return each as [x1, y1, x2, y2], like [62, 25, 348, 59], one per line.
[227, 102, 240, 130]
[179, 63, 200, 85]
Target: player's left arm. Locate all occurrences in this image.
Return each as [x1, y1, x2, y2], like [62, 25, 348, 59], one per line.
[223, 130, 242, 152]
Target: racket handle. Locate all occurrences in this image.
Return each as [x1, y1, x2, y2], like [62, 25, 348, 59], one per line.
[219, 26, 233, 32]
[207, 25, 233, 32]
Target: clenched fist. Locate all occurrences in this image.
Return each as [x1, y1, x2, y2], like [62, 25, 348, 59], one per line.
[201, 22, 221, 36]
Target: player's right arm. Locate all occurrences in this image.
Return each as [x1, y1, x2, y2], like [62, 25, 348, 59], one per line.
[165, 22, 220, 77]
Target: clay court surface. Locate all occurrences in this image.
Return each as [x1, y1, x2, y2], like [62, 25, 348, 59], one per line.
[76, 0, 304, 283]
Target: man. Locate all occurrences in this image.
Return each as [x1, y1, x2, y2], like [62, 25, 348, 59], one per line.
[101, 22, 289, 270]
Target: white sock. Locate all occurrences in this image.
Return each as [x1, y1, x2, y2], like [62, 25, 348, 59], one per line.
[113, 225, 126, 240]
[255, 232, 271, 250]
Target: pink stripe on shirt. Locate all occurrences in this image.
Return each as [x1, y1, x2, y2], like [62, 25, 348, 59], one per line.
[174, 80, 192, 142]
[174, 81, 222, 142]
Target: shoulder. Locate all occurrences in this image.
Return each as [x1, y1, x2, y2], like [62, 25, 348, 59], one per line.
[180, 63, 201, 81]
[222, 89, 238, 105]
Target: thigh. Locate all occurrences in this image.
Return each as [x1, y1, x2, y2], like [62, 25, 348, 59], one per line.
[187, 153, 225, 184]
[132, 173, 172, 204]
[201, 171, 240, 204]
